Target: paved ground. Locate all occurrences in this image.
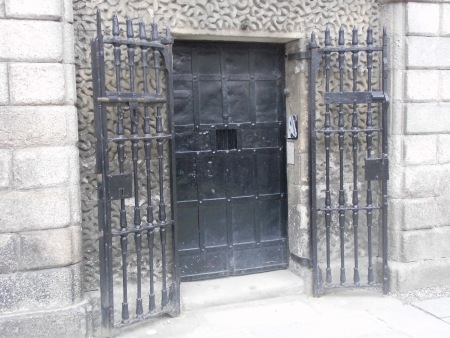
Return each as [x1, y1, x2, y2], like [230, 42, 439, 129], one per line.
[118, 272, 450, 338]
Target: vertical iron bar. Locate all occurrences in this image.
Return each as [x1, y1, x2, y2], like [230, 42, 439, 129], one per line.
[366, 27, 375, 285]
[309, 32, 322, 296]
[338, 27, 346, 285]
[140, 21, 156, 313]
[152, 22, 168, 308]
[93, 10, 114, 334]
[112, 15, 129, 322]
[164, 28, 179, 311]
[381, 28, 389, 294]
[351, 27, 360, 286]
[324, 27, 332, 285]
[126, 18, 143, 317]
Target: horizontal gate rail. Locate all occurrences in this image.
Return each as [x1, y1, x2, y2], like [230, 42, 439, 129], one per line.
[309, 26, 389, 297]
[92, 10, 179, 336]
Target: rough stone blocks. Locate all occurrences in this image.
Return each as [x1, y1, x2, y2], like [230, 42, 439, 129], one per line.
[0, 62, 7, 104]
[407, 36, 450, 68]
[442, 4, 450, 36]
[9, 63, 66, 105]
[439, 70, 450, 101]
[0, 187, 72, 233]
[406, 2, 440, 35]
[0, 300, 90, 338]
[0, 263, 82, 313]
[0, 149, 11, 188]
[5, 0, 62, 20]
[399, 227, 450, 262]
[0, 106, 78, 147]
[19, 226, 82, 271]
[405, 103, 450, 134]
[437, 134, 450, 163]
[0, 20, 62, 62]
[402, 198, 437, 231]
[403, 135, 436, 165]
[406, 70, 439, 101]
[13, 146, 76, 189]
[389, 259, 450, 292]
[403, 165, 443, 197]
[0, 234, 19, 273]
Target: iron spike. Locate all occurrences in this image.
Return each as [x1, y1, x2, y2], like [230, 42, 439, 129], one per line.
[139, 21, 147, 40]
[151, 21, 159, 41]
[112, 14, 119, 37]
[96, 9, 102, 39]
[310, 31, 317, 47]
[367, 26, 373, 45]
[166, 26, 173, 41]
[162, 26, 174, 45]
[126, 17, 134, 39]
[325, 26, 331, 46]
[339, 26, 345, 46]
[352, 27, 358, 45]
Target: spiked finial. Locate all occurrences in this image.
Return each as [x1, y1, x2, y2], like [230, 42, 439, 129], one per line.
[338, 26, 345, 46]
[325, 26, 331, 46]
[139, 21, 147, 40]
[126, 18, 134, 39]
[96, 9, 102, 39]
[162, 26, 174, 44]
[112, 14, 119, 37]
[310, 31, 317, 48]
[151, 21, 159, 41]
[367, 26, 373, 45]
[352, 27, 358, 46]
[165, 26, 173, 41]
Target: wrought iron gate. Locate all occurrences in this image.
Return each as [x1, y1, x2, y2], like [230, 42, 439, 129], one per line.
[91, 11, 179, 335]
[308, 27, 389, 296]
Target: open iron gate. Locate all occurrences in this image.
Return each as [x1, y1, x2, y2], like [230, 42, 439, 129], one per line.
[307, 27, 389, 296]
[91, 11, 179, 335]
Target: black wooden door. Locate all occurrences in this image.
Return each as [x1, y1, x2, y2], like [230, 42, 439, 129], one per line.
[174, 41, 287, 281]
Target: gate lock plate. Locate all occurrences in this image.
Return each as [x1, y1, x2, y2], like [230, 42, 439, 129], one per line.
[108, 173, 133, 200]
[365, 158, 389, 181]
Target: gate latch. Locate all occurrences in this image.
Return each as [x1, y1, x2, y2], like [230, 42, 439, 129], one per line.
[108, 173, 133, 200]
[365, 158, 389, 181]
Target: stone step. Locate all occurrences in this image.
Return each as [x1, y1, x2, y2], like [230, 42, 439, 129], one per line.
[181, 269, 305, 311]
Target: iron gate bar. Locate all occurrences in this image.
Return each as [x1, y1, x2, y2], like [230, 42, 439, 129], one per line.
[351, 27, 360, 286]
[308, 26, 389, 297]
[92, 10, 179, 335]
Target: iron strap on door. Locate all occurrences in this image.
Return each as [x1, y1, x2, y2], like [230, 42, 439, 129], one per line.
[91, 11, 179, 335]
[308, 27, 389, 296]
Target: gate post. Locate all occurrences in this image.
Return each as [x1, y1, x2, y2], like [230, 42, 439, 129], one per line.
[380, 0, 450, 292]
[0, 0, 89, 336]
[308, 33, 323, 297]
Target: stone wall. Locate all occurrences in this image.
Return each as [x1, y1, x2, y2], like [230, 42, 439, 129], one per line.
[0, 0, 90, 337]
[74, 0, 380, 295]
[381, 0, 450, 291]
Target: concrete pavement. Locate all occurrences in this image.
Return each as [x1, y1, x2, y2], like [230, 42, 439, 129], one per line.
[118, 271, 450, 338]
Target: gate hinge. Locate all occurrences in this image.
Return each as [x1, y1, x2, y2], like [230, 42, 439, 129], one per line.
[287, 50, 311, 61]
